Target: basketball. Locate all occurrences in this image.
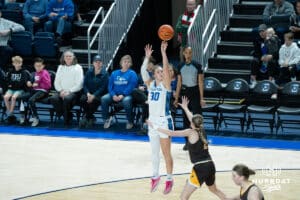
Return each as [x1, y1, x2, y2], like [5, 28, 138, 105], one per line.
[158, 24, 174, 41]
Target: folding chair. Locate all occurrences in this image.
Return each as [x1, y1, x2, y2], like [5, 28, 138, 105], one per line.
[276, 81, 300, 134]
[202, 77, 223, 131]
[218, 78, 249, 133]
[246, 80, 278, 134]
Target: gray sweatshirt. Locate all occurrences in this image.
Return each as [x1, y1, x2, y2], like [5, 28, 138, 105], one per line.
[0, 17, 25, 46]
[278, 42, 300, 67]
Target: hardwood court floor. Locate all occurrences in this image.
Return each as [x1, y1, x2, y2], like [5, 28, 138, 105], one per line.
[22, 170, 300, 200]
[0, 133, 299, 200]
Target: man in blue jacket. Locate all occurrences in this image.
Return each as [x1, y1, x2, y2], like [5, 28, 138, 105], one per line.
[101, 55, 138, 130]
[23, 0, 48, 33]
[44, 0, 74, 43]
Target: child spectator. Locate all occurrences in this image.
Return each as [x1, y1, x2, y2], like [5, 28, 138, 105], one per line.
[278, 32, 300, 84]
[3, 56, 31, 124]
[27, 57, 51, 127]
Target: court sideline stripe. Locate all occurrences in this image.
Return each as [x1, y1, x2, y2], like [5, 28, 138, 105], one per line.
[14, 169, 300, 200]
[0, 126, 300, 151]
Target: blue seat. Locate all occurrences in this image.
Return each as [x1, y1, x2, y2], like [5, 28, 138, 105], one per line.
[10, 31, 33, 56]
[4, 2, 23, 10]
[33, 32, 58, 58]
[1, 8, 23, 24]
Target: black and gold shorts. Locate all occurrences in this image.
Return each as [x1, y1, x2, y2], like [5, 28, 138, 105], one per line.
[188, 160, 216, 188]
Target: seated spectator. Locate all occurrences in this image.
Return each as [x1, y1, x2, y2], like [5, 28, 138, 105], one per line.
[250, 24, 280, 88]
[290, 0, 300, 39]
[23, 0, 48, 34]
[44, 0, 74, 44]
[72, 0, 89, 25]
[0, 9, 25, 70]
[265, 27, 281, 57]
[49, 49, 83, 126]
[101, 55, 138, 130]
[27, 57, 51, 127]
[262, 0, 295, 40]
[277, 32, 300, 84]
[79, 55, 109, 128]
[4, 56, 31, 124]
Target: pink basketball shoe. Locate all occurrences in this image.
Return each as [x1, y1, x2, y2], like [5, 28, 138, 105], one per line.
[163, 179, 173, 194]
[150, 177, 160, 192]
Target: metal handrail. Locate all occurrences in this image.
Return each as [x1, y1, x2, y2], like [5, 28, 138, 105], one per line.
[87, 6, 105, 68]
[96, 0, 144, 71]
[187, 0, 237, 68]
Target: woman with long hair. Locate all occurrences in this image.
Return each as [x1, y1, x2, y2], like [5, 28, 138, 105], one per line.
[141, 41, 174, 194]
[227, 164, 264, 200]
[148, 96, 226, 200]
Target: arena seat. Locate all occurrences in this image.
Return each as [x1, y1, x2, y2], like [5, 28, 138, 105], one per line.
[276, 81, 300, 134]
[218, 78, 249, 133]
[10, 31, 33, 57]
[33, 32, 58, 58]
[246, 80, 278, 134]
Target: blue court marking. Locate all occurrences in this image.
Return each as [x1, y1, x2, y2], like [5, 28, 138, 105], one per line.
[0, 125, 300, 151]
[14, 169, 300, 200]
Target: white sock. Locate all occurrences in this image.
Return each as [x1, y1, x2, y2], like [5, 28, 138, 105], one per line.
[166, 174, 173, 180]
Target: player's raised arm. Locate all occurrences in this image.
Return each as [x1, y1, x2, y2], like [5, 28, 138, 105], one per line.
[141, 44, 153, 87]
[161, 41, 171, 90]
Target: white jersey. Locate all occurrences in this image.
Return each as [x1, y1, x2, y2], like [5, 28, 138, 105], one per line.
[148, 81, 172, 117]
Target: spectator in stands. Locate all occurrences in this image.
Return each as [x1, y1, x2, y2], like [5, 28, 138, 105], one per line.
[262, 0, 295, 40]
[250, 24, 280, 88]
[73, 0, 89, 25]
[174, 46, 205, 150]
[290, 0, 300, 39]
[49, 49, 83, 126]
[27, 57, 51, 127]
[44, 0, 74, 44]
[266, 27, 281, 59]
[23, 0, 48, 34]
[79, 55, 109, 128]
[101, 55, 138, 130]
[4, 56, 31, 124]
[0, 9, 24, 70]
[278, 32, 300, 84]
[175, 0, 197, 61]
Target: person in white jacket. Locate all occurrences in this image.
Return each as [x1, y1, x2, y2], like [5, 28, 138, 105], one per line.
[278, 32, 300, 84]
[0, 9, 25, 69]
[49, 49, 83, 126]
